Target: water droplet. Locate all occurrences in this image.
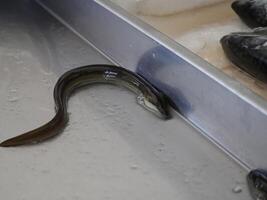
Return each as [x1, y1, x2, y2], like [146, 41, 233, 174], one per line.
[10, 89, 17, 93]
[136, 93, 145, 105]
[126, 122, 133, 127]
[22, 67, 30, 72]
[8, 97, 19, 102]
[158, 147, 164, 152]
[159, 142, 165, 147]
[15, 60, 24, 65]
[103, 70, 118, 79]
[130, 164, 139, 170]
[232, 185, 242, 193]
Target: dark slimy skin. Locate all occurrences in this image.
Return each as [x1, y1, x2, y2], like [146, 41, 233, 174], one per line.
[220, 28, 267, 82]
[232, 0, 267, 28]
[0, 65, 170, 147]
[248, 169, 267, 200]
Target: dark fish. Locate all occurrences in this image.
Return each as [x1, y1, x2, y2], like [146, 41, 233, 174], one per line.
[232, 0, 267, 28]
[220, 27, 267, 81]
[0, 65, 170, 147]
[247, 169, 267, 200]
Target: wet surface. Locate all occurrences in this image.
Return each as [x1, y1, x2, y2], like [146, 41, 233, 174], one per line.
[0, 1, 251, 200]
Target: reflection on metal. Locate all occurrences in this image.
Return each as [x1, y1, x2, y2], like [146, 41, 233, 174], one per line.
[36, 0, 267, 170]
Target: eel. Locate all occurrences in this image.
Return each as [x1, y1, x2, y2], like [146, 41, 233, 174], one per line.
[0, 65, 170, 147]
[248, 169, 267, 200]
[220, 27, 267, 82]
[232, 0, 267, 28]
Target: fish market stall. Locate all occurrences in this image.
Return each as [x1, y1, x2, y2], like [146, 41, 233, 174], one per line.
[0, 0, 266, 199]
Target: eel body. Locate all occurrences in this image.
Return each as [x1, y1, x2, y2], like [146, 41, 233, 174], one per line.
[232, 0, 267, 28]
[220, 27, 267, 82]
[0, 65, 170, 147]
